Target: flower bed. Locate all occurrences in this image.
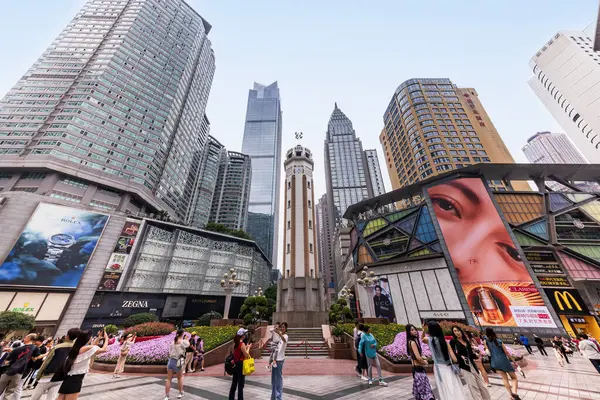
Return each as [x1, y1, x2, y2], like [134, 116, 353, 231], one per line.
[123, 322, 174, 337]
[96, 325, 239, 365]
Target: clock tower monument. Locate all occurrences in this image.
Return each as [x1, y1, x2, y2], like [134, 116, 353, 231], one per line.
[273, 145, 327, 327]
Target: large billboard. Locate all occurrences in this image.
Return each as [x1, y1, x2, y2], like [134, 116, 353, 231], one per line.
[427, 178, 556, 328]
[372, 276, 396, 322]
[97, 219, 141, 291]
[0, 203, 109, 288]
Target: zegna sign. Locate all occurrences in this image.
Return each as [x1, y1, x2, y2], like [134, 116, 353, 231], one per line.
[122, 300, 149, 308]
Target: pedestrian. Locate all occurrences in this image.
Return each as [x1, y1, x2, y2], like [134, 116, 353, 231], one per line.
[29, 328, 78, 400]
[484, 328, 521, 400]
[113, 333, 135, 378]
[450, 326, 490, 400]
[165, 329, 189, 400]
[552, 336, 570, 364]
[229, 328, 250, 400]
[271, 322, 288, 400]
[56, 329, 108, 399]
[406, 324, 434, 400]
[353, 322, 368, 381]
[518, 334, 533, 355]
[0, 334, 40, 397]
[424, 321, 467, 400]
[577, 334, 600, 373]
[266, 323, 281, 371]
[193, 337, 204, 372]
[183, 332, 196, 374]
[357, 325, 387, 387]
[533, 334, 547, 356]
[466, 331, 491, 387]
[20, 335, 47, 392]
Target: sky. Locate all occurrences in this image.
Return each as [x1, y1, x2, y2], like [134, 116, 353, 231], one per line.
[0, 0, 598, 269]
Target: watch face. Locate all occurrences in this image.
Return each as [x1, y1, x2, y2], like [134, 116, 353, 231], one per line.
[49, 233, 76, 246]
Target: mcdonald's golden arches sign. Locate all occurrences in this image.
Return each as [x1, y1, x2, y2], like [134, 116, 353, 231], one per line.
[543, 288, 590, 316]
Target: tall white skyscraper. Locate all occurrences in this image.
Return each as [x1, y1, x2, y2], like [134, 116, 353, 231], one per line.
[529, 31, 600, 163]
[522, 131, 587, 164]
[363, 149, 386, 197]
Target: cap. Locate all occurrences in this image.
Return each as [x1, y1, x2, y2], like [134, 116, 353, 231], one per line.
[191, 331, 196, 335]
[237, 328, 248, 336]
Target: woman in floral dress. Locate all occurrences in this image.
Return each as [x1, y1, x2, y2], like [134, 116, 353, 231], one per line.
[406, 324, 435, 400]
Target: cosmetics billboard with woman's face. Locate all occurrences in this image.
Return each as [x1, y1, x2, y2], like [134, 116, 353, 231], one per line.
[428, 177, 556, 328]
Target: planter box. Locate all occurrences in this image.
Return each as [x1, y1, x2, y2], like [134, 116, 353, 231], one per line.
[377, 354, 434, 374]
[331, 342, 348, 349]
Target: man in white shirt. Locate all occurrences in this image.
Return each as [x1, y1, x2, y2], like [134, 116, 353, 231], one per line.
[270, 322, 288, 400]
[578, 334, 600, 373]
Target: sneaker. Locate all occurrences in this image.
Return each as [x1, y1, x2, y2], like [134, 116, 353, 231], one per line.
[360, 375, 369, 381]
[356, 371, 362, 378]
[177, 392, 184, 399]
[164, 397, 169, 400]
[486, 384, 492, 388]
[201, 368, 205, 371]
[368, 380, 373, 386]
[379, 380, 388, 387]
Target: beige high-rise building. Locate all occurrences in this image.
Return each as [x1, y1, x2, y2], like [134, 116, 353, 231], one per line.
[380, 78, 529, 191]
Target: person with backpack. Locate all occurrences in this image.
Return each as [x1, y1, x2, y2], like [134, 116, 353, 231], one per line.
[358, 325, 387, 387]
[229, 328, 250, 400]
[165, 329, 189, 400]
[0, 334, 40, 397]
[18, 335, 47, 393]
[56, 329, 108, 399]
[29, 328, 79, 400]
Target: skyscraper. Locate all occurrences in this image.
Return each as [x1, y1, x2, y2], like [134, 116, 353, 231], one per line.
[363, 149, 386, 197]
[241, 82, 282, 263]
[209, 151, 252, 231]
[380, 78, 528, 191]
[324, 104, 371, 225]
[0, 0, 215, 217]
[522, 131, 587, 164]
[187, 134, 225, 228]
[315, 194, 334, 285]
[529, 31, 600, 163]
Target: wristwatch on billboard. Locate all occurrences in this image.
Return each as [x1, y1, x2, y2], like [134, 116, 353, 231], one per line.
[44, 233, 76, 263]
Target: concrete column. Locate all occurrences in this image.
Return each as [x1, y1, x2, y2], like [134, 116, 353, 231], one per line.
[80, 184, 98, 205]
[36, 172, 60, 195]
[117, 193, 132, 213]
[223, 288, 233, 319]
[2, 172, 21, 191]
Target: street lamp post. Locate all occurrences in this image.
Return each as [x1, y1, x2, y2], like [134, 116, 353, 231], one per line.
[356, 266, 379, 318]
[471, 308, 484, 334]
[220, 268, 241, 319]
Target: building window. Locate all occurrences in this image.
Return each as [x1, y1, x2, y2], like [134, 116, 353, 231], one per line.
[309, 243, 313, 252]
[287, 200, 291, 208]
[21, 172, 47, 180]
[307, 180, 311, 189]
[286, 244, 290, 253]
[287, 181, 291, 189]
[308, 220, 312, 229]
[308, 200, 312, 208]
[287, 221, 291, 230]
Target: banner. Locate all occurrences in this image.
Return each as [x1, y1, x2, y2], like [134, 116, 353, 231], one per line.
[427, 177, 555, 327]
[531, 264, 564, 275]
[538, 276, 571, 288]
[98, 219, 141, 291]
[0, 203, 109, 288]
[543, 288, 590, 315]
[524, 252, 556, 262]
[372, 276, 396, 322]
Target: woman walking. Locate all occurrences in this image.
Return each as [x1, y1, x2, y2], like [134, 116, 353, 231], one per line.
[484, 328, 521, 400]
[466, 331, 491, 387]
[406, 324, 434, 400]
[271, 322, 288, 400]
[553, 341, 566, 367]
[194, 337, 205, 372]
[425, 321, 467, 400]
[357, 326, 387, 387]
[450, 326, 490, 400]
[229, 328, 250, 400]
[113, 333, 136, 378]
[56, 329, 109, 399]
[165, 329, 189, 400]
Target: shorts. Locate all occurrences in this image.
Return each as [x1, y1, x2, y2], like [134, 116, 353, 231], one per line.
[167, 358, 182, 372]
[58, 374, 85, 394]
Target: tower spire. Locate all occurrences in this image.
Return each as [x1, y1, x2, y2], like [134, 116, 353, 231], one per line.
[334, 102, 338, 109]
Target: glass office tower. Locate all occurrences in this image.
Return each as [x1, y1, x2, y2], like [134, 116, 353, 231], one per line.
[0, 0, 215, 218]
[241, 82, 283, 263]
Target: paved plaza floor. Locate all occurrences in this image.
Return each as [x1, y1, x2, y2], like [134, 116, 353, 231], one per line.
[18, 349, 600, 400]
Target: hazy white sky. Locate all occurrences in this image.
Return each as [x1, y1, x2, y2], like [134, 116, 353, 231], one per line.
[0, 1, 597, 268]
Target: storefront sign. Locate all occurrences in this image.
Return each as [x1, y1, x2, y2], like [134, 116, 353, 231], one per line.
[531, 264, 564, 275]
[98, 219, 141, 291]
[568, 317, 586, 324]
[420, 311, 465, 319]
[510, 306, 557, 328]
[525, 252, 556, 263]
[544, 288, 590, 315]
[538, 276, 571, 288]
[11, 303, 35, 313]
[122, 300, 148, 308]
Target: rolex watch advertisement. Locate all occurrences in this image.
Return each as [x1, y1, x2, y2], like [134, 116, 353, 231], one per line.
[0, 203, 110, 288]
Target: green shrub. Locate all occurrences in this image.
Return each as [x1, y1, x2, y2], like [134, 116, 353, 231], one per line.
[328, 299, 353, 324]
[184, 325, 239, 352]
[339, 323, 405, 349]
[104, 324, 119, 335]
[197, 311, 222, 326]
[331, 326, 344, 337]
[0, 311, 35, 335]
[123, 322, 174, 337]
[123, 313, 158, 327]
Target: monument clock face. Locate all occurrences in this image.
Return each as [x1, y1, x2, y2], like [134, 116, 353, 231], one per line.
[294, 166, 303, 174]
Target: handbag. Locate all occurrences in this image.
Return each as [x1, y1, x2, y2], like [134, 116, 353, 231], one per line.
[242, 357, 255, 376]
[176, 355, 185, 368]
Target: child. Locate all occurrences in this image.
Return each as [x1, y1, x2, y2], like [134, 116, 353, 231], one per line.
[267, 322, 282, 370]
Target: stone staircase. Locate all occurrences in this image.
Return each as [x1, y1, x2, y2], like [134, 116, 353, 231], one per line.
[262, 327, 328, 358]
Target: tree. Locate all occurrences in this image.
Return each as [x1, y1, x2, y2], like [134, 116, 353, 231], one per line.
[104, 324, 119, 335]
[123, 312, 158, 328]
[239, 295, 273, 326]
[328, 298, 353, 324]
[0, 311, 35, 336]
[204, 222, 251, 240]
[197, 311, 222, 326]
[264, 284, 277, 302]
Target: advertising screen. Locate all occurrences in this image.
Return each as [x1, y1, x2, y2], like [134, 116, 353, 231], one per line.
[98, 219, 141, 291]
[0, 203, 109, 288]
[372, 277, 396, 322]
[427, 177, 556, 328]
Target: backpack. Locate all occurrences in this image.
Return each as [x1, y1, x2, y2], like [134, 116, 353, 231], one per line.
[224, 351, 235, 376]
[6, 346, 34, 376]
